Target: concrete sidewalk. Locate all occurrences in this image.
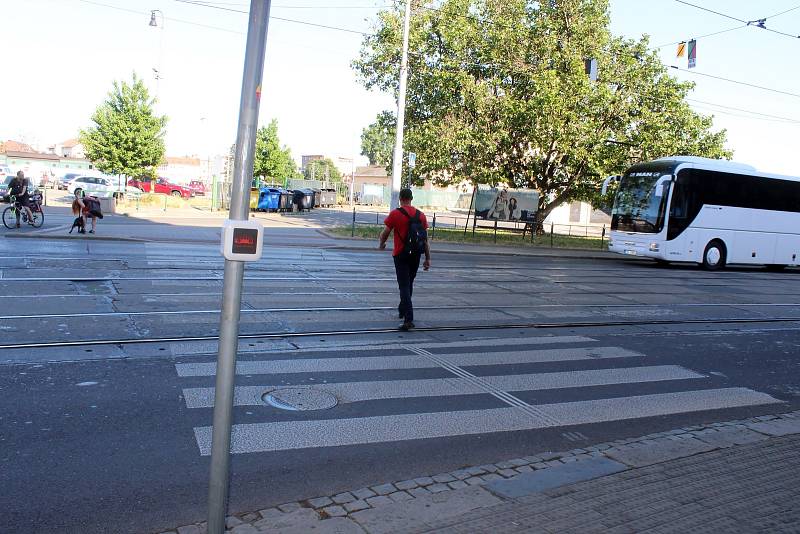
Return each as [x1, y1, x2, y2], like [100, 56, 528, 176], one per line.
[164, 410, 800, 534]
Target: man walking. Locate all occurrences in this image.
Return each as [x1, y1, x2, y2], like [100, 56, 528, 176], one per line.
[379, 188, 431, 331]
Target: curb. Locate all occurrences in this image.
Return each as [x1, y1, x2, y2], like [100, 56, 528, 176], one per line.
[161, 409, 800, 534]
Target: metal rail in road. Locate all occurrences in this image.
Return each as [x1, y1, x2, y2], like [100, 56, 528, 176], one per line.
[0, 302, 799, 321]
[1, 315, 799, 350]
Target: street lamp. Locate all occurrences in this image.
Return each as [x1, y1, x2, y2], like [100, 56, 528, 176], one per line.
[149, 9, 165, 99]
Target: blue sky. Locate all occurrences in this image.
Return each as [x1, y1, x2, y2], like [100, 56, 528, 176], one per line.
[2, 0, 799, 175]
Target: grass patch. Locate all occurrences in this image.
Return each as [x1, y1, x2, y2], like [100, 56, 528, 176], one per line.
[330, 224, 607, 250]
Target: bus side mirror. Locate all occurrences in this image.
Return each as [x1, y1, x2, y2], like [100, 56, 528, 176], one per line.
[601, 175, 620, 196]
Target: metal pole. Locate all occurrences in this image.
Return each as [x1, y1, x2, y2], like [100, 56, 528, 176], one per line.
[432, 212, 436, 239]
[207, 2, 271, 533]
[463, 186, 475, 237]
[550, 222, 554, 247]
[494, 219, 497, 243]
[389, 0, 412, 210]
[351, 207, 356, 237]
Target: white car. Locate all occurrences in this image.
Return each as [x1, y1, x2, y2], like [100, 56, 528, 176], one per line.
[67, 175, 140, 198]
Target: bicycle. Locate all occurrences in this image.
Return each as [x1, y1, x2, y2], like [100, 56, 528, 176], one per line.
[3, 193, 44, 229]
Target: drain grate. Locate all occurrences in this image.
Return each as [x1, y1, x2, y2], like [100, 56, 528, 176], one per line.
[262, 387, 338, 411]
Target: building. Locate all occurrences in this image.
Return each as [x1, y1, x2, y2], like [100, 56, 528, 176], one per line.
[50, 138, 86, 159]
[158, 156, 207, 184]
[352, 165, 390, 190]
[1, 140, 93, 182]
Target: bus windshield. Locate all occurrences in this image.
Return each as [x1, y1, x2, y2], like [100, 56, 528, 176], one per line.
[611, 173, 671, 233]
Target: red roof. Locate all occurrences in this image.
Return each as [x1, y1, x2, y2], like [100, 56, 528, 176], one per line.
[62, 138, 81, 148]
[0, 140, 35, 153]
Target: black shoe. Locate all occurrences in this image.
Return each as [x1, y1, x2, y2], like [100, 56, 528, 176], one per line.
[89, 230, 94, 234]
[399, 321, 415, 332]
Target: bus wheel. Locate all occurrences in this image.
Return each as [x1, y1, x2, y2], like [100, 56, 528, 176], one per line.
[765, 264, 787, 272]
[702, 240, 726, 271]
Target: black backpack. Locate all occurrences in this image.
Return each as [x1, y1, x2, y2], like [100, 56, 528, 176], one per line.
[398, 207, 427, 256]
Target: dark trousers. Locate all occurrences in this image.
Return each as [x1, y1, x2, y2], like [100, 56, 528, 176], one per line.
[393, 253, 421, 322]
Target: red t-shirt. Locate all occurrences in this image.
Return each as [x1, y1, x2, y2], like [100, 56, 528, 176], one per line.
[384, 205, 429, 256]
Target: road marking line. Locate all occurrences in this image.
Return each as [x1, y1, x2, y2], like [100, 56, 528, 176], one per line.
[182, 365, 704, 408]
[192, 388, 781, 455]
[175, 346, 640, 377]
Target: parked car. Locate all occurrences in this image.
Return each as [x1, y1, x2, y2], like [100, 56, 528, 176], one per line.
[188, 180, 207, 196]
[127, 177, 193, 198]
[0, 165, 14, 181]
[67, 175, 139, 198]
[0, 175, 14, 202]
[1, 174, 38, 202]
[59, 172, 84, 190]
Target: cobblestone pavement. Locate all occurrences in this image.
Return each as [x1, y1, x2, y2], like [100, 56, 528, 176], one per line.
[163, 411, 800, 534]
[421, 434, 800, 534]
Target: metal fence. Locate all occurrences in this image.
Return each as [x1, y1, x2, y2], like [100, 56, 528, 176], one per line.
[347, 208, 608, 248]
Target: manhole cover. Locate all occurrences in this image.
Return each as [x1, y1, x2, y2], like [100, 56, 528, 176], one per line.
[262, 387, 338, 411]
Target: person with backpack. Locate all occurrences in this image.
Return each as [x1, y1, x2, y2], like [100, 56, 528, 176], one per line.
[379, 188, 431, 331]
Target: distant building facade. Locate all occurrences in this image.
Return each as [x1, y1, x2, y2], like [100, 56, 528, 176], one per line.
[1, 140, 93, 182]
[158, 156, 207, 184]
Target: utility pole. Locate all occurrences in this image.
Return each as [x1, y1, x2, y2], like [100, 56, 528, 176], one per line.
[389, 0, 412, 210]
[206, 1, 271, 533]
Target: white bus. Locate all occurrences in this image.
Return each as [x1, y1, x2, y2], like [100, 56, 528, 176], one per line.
[606, 156, 800, 270]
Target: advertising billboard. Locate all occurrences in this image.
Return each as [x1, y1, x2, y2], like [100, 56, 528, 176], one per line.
[474, 188, 539, 222]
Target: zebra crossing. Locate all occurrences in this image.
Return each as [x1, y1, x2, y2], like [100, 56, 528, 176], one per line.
[176, 335, 781, 456]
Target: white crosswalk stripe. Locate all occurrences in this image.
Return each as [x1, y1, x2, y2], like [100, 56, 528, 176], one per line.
[175, 346, 640, 377]
[192, 389, 779, 455]
[182, 365, 706, 408]
[177, 335, 782, 456]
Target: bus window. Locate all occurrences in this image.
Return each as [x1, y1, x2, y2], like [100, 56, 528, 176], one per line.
[611, 173, 671, 233]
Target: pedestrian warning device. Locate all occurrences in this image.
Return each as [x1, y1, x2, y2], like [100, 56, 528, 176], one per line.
[221, 219, 264, 261]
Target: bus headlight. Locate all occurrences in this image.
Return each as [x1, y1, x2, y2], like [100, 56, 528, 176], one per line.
[649, 243, 659, 252]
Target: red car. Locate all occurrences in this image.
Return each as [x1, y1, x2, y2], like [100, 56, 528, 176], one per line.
[189, 180, 207, 196]
[127, 177, 193, 198]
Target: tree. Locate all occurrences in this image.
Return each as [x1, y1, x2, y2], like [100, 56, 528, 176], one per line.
[361, 110, 396, 167]
[353, 0, 730, 228]
[253, 119, 298, 183]
[304, 158, 342, 182]
[80, 73, 167, 178]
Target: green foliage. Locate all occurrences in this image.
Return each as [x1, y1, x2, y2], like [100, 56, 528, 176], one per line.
[353, 0, 731, 222]
[304, 158, 342, 182]
[253, 119, 298, 181]
[361, 110, 396, 167]
[80, 73, 167, 178]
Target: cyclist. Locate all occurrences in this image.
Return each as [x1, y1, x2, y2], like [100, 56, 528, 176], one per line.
[8, 171, 34, 227]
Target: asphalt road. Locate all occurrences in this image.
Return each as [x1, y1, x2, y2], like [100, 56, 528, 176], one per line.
[1, 229, 799, 534]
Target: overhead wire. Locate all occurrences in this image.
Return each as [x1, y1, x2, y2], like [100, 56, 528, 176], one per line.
[670, 65, 800, 99]
[687, 99, 800, 123]
[75, 0, 800, 122]
[673, 0, 800, 39]
[171, 0, 372, 34]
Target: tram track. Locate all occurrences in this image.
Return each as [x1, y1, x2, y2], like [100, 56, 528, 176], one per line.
[2, 315, 800, 351]
[1, 302, 799, 321]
